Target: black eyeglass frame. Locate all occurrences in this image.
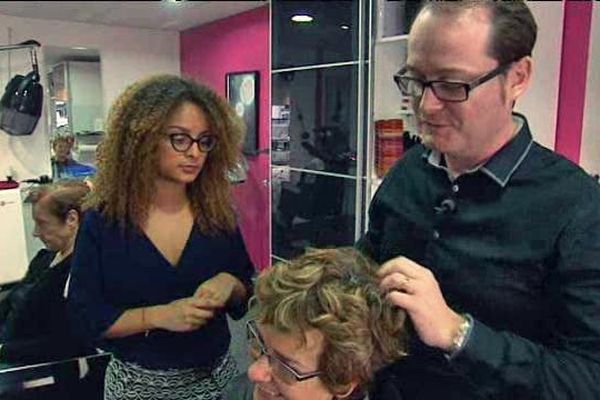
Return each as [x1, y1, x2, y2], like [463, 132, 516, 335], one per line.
[168, 133, 218, 153]
[393, 63, 512, 103]
[246, 319, 322, 383]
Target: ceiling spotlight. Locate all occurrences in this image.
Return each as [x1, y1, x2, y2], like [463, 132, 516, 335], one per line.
[291, 14, 314, 23]
[340, 24, 350, 30]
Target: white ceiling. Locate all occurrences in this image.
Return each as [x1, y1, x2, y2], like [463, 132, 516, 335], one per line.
[0, 1, 267, 32]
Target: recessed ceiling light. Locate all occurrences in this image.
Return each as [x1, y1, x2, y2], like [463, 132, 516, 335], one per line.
[340, 24, 350, 30]
[72, 47, 88, 50]
[291, 14, 314, 23]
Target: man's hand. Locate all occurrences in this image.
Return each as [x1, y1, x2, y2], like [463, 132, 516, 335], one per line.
[378, 256, 464, 351]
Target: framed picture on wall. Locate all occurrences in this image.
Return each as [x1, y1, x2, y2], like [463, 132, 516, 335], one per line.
[226, 71, 259, 155]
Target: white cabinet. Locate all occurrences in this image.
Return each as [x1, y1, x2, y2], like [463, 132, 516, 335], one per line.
[372, 37, 410, 121]
[0, 188, 28, 285]
[49, 61, 103, 135]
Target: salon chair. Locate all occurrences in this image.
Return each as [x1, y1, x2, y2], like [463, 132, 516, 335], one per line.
[0, 352, 110, 400]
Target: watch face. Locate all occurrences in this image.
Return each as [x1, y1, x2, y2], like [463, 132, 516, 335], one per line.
[451, 315, 472, 352]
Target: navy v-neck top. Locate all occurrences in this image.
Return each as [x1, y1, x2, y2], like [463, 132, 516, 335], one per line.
[67, 209, 255, 370]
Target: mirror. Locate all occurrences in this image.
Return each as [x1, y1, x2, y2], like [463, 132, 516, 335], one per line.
[44, 46, 103, 181]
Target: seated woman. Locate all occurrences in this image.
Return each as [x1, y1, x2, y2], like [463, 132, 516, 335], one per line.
[223, 247, 408, 400]
[0, 181, 91, 365]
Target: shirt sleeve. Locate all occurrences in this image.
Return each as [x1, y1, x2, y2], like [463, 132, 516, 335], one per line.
[221, 227, 256, 320]
[67, 211, 123, 344]
[449, 187, 600, 399]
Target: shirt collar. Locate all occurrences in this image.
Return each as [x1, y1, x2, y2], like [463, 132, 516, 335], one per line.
[422, 113, 533, 187]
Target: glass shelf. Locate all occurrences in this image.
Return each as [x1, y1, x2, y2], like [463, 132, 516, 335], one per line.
[376, 34, 408, 44]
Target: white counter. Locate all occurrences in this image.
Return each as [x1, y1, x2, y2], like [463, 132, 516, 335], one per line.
[0, 188, 28, 285]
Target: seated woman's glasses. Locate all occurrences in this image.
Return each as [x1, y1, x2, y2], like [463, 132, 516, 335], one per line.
[246, 319, 321, 384]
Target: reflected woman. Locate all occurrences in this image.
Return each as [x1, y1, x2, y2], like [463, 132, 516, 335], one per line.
[68, 75, 255, 400]
[0, 181, 91, 365]
[223, 247, 408, 400]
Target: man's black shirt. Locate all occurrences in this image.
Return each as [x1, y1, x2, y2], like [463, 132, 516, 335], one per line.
[359, 115, 600, 399]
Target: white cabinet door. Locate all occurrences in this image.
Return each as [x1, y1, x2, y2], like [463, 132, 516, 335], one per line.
[0, 189, 28, 284]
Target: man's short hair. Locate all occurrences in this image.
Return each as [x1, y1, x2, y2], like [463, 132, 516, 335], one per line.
[417, 0, 537, 65]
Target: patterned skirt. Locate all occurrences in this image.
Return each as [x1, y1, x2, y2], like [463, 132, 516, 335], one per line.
[104, 352, 238, 400]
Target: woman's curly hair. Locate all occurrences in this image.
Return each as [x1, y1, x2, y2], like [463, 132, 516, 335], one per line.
[252, 247, 408, 395]
[85, 74, 244, 234]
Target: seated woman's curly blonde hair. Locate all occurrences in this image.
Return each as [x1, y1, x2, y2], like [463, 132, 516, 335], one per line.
[252, 247, 408, 395]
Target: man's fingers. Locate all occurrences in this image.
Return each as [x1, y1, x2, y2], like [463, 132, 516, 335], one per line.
[378, 256, 423, 279]
[381, 273, 416, 294]
[386, 290, 415, 311]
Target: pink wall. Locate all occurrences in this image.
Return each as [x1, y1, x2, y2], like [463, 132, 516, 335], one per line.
[181, 6, 270, 270]
[554, 1, 593, 163]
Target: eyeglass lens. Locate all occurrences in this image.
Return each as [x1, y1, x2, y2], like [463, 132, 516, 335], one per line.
[170, 133, 217, 152]
[247, 327, 298, 383]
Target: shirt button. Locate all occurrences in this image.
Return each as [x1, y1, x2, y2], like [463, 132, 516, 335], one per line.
[432, 230, 440, 240]
[452, 184, 459, 193]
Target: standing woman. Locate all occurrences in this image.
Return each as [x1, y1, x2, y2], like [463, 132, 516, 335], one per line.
[68, 75, 255, 400]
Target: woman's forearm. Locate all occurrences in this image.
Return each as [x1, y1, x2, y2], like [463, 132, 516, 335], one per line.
[104, 305, 166, 338]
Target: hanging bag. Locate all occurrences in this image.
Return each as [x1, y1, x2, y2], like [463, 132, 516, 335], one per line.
[0, 40, 43, 136]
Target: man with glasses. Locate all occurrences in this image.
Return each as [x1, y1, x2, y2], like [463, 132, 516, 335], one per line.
[222, 247, 408, 400]
[358, 1, 600, 399]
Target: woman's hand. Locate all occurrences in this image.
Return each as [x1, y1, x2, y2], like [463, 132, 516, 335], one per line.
[194, 272, 245, 309]
[143, 273, 245, 334]
[147, 297, 215, 333]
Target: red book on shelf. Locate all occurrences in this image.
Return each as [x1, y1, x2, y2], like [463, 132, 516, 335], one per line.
[375, 119, 404, 178]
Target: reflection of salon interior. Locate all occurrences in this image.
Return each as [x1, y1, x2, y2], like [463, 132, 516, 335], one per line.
[0, 0, 597, 399]
[0, 2, 267, 399]
[46, 46, 103, 179]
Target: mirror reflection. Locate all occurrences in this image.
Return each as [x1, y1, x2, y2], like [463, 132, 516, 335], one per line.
[44, 46, 103, 181]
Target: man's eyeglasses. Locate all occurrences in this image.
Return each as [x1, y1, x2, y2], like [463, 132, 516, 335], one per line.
[168, 133, 217, 153]
[393, 63, 512, 103]
[246, 319, 321, 384]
